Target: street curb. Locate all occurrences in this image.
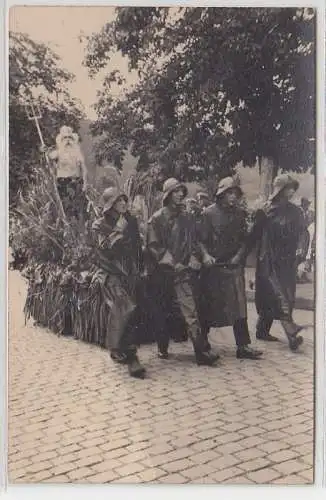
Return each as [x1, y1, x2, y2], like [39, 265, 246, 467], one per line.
[246, 290, 314, 311]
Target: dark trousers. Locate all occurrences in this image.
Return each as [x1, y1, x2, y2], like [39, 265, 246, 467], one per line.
[256, 313, 298, 340]
[116, 317, 138, 356]
[110, 310, 138, 360]
[233, 318, 251, 346]
[57, 177, 88, 220]
[151, 269, 206, 354]
[202, 318, 251, 347]
[111, 281, 146, 359]
[256, 314, 274, 337]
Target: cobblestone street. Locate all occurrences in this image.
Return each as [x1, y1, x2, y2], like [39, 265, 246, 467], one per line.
[8, 270, 314, 485]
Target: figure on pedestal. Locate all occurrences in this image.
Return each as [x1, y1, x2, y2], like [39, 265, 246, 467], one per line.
[46, 126, 89, 220]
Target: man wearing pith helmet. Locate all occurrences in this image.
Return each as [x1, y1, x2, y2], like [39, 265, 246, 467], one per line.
[196, 191, 210, 210]
[198, 176, 263, 360]
[92, 187, 146, 378]
[245, 173, 306, 351]
[146, 177, 219, 366]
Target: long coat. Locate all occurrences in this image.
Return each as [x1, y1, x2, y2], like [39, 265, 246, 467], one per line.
[198, 203, 248, 328]
[146, 206, 202, 269]
[248, 201, 305, 320]
[92, 212, 143, 350]
[146, 206, 202, 340]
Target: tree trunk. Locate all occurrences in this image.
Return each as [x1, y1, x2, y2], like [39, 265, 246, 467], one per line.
[258, 156, 278, 202]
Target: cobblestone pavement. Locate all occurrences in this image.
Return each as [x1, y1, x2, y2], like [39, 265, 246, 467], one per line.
[8, 270, 314, 485]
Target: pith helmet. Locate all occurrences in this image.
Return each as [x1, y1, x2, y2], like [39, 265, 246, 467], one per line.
[215, 176, 243, 199]
[162, 178, 188, 206]
[101, 187, 128, 214]
[270, 174, 299, 201]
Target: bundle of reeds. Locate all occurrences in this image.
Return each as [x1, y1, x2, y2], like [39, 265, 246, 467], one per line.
[124, 168, 162, 222]
[14, 164, 161, 347]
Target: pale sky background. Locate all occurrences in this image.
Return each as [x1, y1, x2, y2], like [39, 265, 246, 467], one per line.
[9, 5, 137, 119]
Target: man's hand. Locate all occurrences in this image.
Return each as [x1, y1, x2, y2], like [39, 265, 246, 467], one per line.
[295, 250, 304, 265]
[203, 253, 215, 267]
[229, 254, 241, 266]
[115, 215, 128, 232]
[82, 182, 91, 194]
[48, 149, 58, 161]
[160, 251, 174, 268]
[175, 263, 186, 273]
[188, 255, 201, 271]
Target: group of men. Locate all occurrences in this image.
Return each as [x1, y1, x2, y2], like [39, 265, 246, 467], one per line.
[43, 126, 307, 380]
[92, 174, 306, 379]
[146, 177, 263, 364]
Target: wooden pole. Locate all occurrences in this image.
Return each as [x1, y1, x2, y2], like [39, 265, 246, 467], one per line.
[25, 101, 67, 224]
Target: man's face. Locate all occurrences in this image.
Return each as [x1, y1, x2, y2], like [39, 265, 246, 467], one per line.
[283, 187, 296, 201]
[114, 196, 128, 214]
[222, 188, 240, 207]
[198, 197, 209, 208]
[63, 136, 73, 147]
[170, 188, 185, 207]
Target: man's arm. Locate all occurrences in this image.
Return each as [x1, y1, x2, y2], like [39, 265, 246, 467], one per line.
[147, 216, 174, 267]
[195, 211, 215, 266]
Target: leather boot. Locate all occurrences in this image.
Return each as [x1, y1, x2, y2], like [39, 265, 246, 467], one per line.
[195, 350, 220, 366]
[127, 354, 146, 379]
[289, 335, 303, 352]
[110, 350, 128, 364]
[256, 333, 279, 341]
[158, 350, 169, 359]
[256, 315, 278, 341]
[236, 346, 263, 359]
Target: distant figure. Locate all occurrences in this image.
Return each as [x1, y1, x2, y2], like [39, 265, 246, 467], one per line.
[185, 197, 199, 215]
[297, 197, 314, 283]
[196, 191, 210, 210]
[306, 224, 316, 272]
[300, 197, 314, 225]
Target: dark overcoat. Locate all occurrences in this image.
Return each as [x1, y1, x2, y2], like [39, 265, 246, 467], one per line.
[92, 211, 143, 350]
[198, 203, 248, 328]
[248, 202, 305, 320]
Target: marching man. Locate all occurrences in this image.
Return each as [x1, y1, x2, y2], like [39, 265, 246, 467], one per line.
[146, 177, 219, 366]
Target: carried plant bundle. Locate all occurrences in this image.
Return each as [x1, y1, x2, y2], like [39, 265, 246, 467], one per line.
[22, 259, 114, 346]
[124, 167, 163, 222]
[10, 160, 109, 341]
[11, 161, 162, 346]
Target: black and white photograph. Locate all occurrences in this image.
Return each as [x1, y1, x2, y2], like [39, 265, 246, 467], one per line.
[7, 4, 318, 487]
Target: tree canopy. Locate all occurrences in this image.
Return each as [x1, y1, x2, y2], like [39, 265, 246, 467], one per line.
[83, 7, 315, 183]
[9, 31, 84, 206]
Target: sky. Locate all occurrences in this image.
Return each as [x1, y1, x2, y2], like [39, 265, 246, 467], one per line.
[9, 5, 136, 119]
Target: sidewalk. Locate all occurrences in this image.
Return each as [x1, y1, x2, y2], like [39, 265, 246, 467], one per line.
[8, 270, 314, 485]
[245, 268, 314, 311]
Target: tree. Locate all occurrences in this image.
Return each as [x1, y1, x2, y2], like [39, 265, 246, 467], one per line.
[83, 7, 315, 196]
[9, 31, 84, 206]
